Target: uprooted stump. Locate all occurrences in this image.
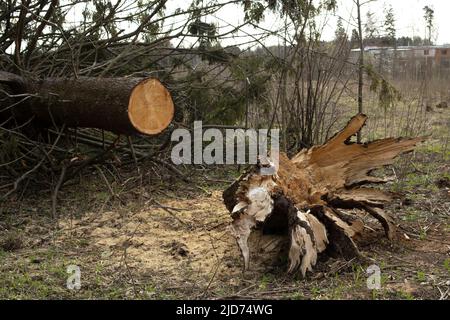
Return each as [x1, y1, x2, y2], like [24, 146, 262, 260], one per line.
[223, 114, 425, 276]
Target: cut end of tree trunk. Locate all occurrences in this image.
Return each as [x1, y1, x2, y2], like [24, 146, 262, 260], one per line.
[0, 72, 175, 136]
[223, 114, 425, 276]
[128, 78, 175, 135]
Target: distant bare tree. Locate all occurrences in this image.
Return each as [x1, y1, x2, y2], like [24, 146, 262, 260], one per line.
[354, 0, 376, 142]
[423, 5, 435, 44]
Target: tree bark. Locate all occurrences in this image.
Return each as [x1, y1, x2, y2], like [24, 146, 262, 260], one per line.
[0, 72, 174, 135]
[356, 0, 364, 143]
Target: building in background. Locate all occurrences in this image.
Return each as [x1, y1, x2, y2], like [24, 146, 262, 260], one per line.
[351, 46, 450, 80]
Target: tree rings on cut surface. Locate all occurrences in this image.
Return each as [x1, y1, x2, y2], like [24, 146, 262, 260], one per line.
[128, 78, 175, 135]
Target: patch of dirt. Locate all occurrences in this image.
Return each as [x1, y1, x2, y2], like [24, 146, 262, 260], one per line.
[56, 190, 243, 288]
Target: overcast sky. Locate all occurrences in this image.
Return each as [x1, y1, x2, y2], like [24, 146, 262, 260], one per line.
[163, 0, 450, 47]
[328, 0, 449, 44]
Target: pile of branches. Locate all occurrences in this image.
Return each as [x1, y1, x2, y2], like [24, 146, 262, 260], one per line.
[0, 123, 177, 213]
[0, 0, 248, 208]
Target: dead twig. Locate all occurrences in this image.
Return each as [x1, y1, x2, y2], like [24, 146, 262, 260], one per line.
[95, 165, 125, 205]
[51, 164, 67, 219]
[151, 199, 190, 227]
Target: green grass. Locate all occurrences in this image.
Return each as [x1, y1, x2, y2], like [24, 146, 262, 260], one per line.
[397, 290, 415, 300]
[418, 144, 450, 161]
[444, 259, 450, 274]
[258, 274, 274, 290]
[416, 271, 426, 282]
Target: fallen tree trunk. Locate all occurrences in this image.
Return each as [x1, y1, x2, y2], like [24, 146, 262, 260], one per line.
[0, 72, 174, 135]
[223, 114, 425, 276]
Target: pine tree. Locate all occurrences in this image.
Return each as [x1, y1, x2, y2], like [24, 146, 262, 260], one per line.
[350, 29, 359, 49]
[384, 5, 396, 47]
[364, 11, 377, 44]
[335, 17, 347, 41]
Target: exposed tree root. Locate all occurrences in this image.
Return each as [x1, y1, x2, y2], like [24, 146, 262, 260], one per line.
[223, 114, 425, 275]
